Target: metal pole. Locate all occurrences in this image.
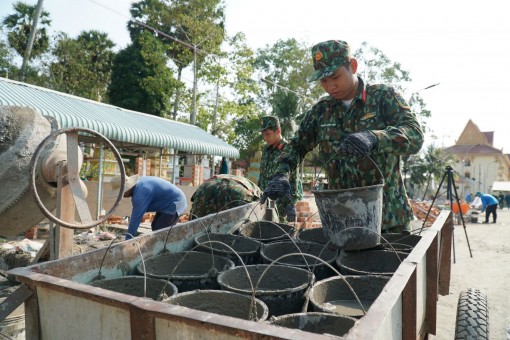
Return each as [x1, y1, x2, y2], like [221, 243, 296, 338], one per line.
[191, 47, 197, 125]
[21, 0, 44, 81]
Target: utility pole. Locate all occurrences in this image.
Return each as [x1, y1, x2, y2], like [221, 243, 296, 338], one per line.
[190, 46, 198, 125]
[20, 0, 44, 82]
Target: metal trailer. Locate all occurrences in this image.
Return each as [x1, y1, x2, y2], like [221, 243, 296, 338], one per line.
[7, 204, 453, 340]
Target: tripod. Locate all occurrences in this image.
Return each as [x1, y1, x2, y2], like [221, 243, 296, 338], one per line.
[421, 165, 473, 263]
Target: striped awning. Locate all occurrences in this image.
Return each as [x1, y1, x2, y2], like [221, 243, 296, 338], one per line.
[0, 77, 239, 158]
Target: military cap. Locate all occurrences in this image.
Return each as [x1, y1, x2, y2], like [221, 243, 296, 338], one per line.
[259, 116, 280, 132]
[309, 40, 351, 82]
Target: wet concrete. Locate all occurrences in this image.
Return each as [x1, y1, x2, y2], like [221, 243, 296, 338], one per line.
[269, 312, 356, 337]
[336, 249, 406, 275]
[164, 290, 268, 321]
[309, 275, 390, 318]
[194, 233, 261, 265]
[90, 276, 177, 300]
[237, 221, 295, 243]
[217, 264, 314, 317]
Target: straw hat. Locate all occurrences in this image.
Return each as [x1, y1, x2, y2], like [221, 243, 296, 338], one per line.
[106, 174, 139, 197]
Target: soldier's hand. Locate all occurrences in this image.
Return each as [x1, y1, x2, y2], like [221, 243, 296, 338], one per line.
[339, 131, 378, 158]
[263, 174, 291, 200]
[284, 204, 296, 222]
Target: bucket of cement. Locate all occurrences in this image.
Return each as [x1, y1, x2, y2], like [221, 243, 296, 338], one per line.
[335, 249, 405, 276]
[194, 233, 262, 266]
[217, 264, 314, 317]
[163, 289, 269, 322]
[311, 158, 384, 250]
[309, 275, 390, 317]
[90, 275, 178, 300]
[296, 227, 329, 245]
[260, 240, 338, 280]
[237, 221, 295, 243]
[269, 312, 356, 337]
[137, 251, 235, 292]
[379, 233, 421, 253]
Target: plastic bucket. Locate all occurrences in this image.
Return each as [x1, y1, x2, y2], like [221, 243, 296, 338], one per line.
[335, 249, 405, 276]
[311, 157, 384, 250]
[163, 290, 269, 322]
[269, 312, 356, 337]
[194, 233, 262, 266]
[296, 227, 329, 245]
[237, 221, 295, 243]
[137, 251, 235, 292]
[90, 275, 178, 300]
[260, 240, 338, 280]
[309, 275, 390, 317]
[217, 264, 314, 317]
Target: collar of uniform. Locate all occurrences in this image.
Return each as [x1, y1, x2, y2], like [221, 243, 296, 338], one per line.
[328, 76, 366, 106]
[266, 138, 285, 150]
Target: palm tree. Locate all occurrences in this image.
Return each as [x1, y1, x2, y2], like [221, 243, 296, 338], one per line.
[420, 144, 454, 201]
[2, 1, 51, 60]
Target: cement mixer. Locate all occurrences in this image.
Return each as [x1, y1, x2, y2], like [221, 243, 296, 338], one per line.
[0, 105, 125, 239]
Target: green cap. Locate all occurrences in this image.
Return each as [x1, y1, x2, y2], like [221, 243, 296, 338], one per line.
[259, 116, 280, 132]
[309, 40, 351, 82]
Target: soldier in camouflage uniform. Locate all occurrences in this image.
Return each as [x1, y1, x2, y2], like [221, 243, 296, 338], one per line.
[263, 40, 424, 233]
[258, 116, 303, 222]
[190, 174, 262, 220]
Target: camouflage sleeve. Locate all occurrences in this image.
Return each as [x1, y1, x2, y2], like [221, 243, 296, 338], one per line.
[371, 87, 424, 155]
[258, 147, 269, 189]
[275, 109, 319, 175]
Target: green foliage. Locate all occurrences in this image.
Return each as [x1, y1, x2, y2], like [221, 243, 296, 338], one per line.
[49, 30, 115, 101]
[108, 31, 178, 116]
[2, 1, 51, 60]
[0, 32, 16, 78]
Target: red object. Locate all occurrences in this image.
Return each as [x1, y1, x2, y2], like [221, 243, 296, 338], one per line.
[452, 201, 470, 215]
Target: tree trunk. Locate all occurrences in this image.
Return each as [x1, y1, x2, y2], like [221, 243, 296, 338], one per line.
[172, 67, 183, 120]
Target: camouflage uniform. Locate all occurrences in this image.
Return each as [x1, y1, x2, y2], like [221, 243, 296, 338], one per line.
[275, 40, 424, 232]
[190, 174, 262, 220]
[259, 137, 303, 221]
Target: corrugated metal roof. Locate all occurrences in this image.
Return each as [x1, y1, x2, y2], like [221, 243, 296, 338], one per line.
[0, 77, 239, 158]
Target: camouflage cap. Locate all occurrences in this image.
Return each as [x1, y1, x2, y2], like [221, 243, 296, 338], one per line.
[259, 116, 280, 132]
[309, 40, 351, 82]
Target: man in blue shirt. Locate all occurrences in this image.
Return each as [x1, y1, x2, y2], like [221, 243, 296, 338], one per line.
[475, 192, 498, 223]
[110, 175, 187, 239]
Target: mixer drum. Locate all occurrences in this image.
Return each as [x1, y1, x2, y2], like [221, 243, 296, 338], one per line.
[0, 106, 58, 237]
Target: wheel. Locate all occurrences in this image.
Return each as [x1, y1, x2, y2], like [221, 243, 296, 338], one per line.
[454, 288, 489, 339]
[29, 127, 126, 229]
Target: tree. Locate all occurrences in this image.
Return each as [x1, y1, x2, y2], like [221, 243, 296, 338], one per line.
[127, 0, 226, 122]
[2, 1, 51, 61]
[50, 30, 115, 101]
[417, 144, 454, 201]
[108, 31, 178, 116]
[0, 31, 16, 78]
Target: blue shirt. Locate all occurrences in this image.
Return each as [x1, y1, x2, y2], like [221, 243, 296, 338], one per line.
[127, 176, 187, 237]
[479, 194, 498, 211]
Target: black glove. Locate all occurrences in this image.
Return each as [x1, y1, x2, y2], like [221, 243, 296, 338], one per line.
[284, 204, 296, 221]
[263, 174, 291, 201]
[339, 131, 378, 158]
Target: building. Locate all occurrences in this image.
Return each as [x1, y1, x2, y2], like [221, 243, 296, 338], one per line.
[443, 119, 510, 197]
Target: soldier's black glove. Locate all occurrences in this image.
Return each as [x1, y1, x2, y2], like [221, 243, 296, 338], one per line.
[284, 204, 296, 222]
[262, 174, 291, 202]
[339, 131, 378, 158]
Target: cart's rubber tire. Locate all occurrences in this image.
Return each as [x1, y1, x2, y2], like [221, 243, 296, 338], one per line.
[454, 288, 489, 340]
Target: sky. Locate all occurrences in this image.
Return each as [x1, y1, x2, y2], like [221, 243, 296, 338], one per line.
[1, 0, 509, 152]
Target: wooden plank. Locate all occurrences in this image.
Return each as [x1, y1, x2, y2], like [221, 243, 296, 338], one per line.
[130, 305, 155, 340]
[24, 288, 40, 340]
[438, 212, 453, 295]
[0, 284, 33, 321]
[402, 268, 417, 339]
[423, 233, 439, 336]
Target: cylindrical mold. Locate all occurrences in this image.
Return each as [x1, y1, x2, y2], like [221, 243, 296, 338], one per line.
[217, 264, 314, 317]
[335, 249, 406, 276]
[296, 227, 329, 245]
[137, 251, 234, 292]
[237, 221, 295, 243]
[90, 275, 178, 300]
[379, 233, 422, 253]
[260, 240, 338, 280]
[164, 290, 269, 322]
[194, 233, 262, 266]
[309, 275, 390, 317]
[269, 312, 356, 337]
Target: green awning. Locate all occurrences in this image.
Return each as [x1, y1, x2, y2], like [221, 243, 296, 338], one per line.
[0, 77, 239, 158]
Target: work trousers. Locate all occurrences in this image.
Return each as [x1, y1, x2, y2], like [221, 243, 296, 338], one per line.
[151, 212, 179, 231]
[485, 204, 497, 223]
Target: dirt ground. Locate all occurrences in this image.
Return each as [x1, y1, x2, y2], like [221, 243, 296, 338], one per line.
[429, 208, 510, 339]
